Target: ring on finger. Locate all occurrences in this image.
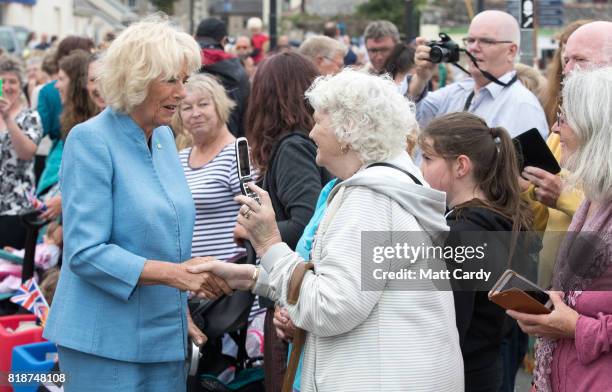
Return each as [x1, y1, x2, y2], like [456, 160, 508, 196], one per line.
[243, 208, 253, 219]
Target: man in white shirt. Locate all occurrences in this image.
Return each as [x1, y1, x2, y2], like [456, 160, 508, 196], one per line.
[363, 20, 400, 74]
[409, 10, 548, 139]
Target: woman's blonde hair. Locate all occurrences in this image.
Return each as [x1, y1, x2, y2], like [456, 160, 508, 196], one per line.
[99, 15, 201, 113]
[184, 73, 235, 126]
[172, 74, 235, 149]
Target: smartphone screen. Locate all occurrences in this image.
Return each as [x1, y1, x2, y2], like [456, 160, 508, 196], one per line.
[236, 139, 251, 178]
[502, 274, 550, 305]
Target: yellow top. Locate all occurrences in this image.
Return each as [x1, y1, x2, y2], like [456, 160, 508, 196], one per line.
[523, 132, 584, 287]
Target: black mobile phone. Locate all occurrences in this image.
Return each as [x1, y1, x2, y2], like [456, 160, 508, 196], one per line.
[513, 128, 561, 174]
[235, 137, 261, 204]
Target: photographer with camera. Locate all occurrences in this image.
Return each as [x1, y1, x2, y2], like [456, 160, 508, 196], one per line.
[408, 10, 548, 139]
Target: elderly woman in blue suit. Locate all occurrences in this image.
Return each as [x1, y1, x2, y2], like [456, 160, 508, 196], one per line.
[43, 17, 231, 391]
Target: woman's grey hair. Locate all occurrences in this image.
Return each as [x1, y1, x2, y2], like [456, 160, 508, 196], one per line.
[364, 20, 400, 43]
[0, 54, 25, 85]
[98, 15, 201, 113]
[299, 36, 348, 62]
[305, 68, 416, 163]
[562, 66, 612, 201]
[182, 73, 235, 126]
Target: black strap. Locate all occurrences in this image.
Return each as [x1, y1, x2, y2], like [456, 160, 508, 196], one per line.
[458, 49, 520, 88]
[367, 162, 423, 186]
[461, 73, 518, 112]
[463, 91, 475, 111]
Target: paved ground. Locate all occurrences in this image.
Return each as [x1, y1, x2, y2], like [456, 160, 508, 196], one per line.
[515, 368, 533, 391]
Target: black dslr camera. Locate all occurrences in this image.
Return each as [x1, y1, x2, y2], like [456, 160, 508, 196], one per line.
[427, 33, 460, 64]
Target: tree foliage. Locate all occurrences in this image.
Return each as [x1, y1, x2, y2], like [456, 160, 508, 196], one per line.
[152, 0, 176, 15]
[356, 0, 427, 36]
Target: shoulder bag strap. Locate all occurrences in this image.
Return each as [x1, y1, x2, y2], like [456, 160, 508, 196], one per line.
[366, 162, 423, 186]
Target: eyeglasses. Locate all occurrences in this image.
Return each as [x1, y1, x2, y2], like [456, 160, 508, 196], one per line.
[556, 106, 567, 128]
[462, 37, 514, 47]
[323, 56, 344, 68]
[366, 46, 393, 55]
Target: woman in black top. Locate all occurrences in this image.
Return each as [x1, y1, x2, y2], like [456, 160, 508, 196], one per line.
[240, 52, 332, 392]
[418, 112, 534, 392]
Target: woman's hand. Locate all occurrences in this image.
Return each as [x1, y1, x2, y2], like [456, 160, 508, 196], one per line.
[0, 97, 13, 121]
[273, 305, 296, 342]
[233, 223, 247, 247]
[506, 291, 580, 339]
[177, 257, 234, 298]
[234, 183, 282, 256]
[40, 195, 62, 220]
[522, 166, 562, 208]
[187, 259, 256, 291]
[187, 310, 207, 346]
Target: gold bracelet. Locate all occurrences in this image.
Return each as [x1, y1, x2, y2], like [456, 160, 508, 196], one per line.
[251, 266, 260, 289]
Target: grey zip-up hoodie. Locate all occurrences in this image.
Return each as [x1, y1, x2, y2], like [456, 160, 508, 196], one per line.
[330, 151, 450, 235]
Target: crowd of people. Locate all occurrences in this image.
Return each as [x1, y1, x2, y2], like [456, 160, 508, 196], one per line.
[0, 10, 611, 392]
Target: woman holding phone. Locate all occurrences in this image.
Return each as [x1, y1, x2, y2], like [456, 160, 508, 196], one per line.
[507, 67, 612, 392]
[189, 69, 463, 392]
[238, 52, 333, 391]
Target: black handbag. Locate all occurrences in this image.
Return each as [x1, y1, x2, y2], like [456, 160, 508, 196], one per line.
[188, 242, 257, 340]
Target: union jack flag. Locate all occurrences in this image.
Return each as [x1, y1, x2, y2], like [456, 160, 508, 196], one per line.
[10, 278, 49, 326]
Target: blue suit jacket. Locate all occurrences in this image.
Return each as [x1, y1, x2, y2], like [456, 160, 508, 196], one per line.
[43, 108, 195, 363]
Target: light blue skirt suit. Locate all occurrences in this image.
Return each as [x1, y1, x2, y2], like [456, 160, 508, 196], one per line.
[43, 108, 195, 391]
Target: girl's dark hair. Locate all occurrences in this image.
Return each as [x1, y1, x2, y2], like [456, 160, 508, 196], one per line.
[54, 36, 95, 68]
[381, 43, 415, 78]
[245, 52, 318, 173]
[59, 50, 99, 139]
[418, 112, 532, 231]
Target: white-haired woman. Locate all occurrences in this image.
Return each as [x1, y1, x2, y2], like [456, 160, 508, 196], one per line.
[191, 69, 464, 391]
[507, 67, 612, 392]
[43, 18, 231, 391]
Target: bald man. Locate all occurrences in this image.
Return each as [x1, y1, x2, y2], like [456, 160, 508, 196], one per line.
[523, 21, 612, 209]
[563, 21, 612, 74]
[409, 10, 548, 139]
[234, 36, 252, 59]
[299, 35, 347, 75]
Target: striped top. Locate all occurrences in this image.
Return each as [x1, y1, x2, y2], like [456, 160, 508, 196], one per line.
[180, 144, 244, 260]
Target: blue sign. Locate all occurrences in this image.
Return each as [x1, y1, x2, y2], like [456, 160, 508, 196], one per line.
[539, 8, 563, 16]
[538, 0, 563, 27]
[539, 0, 562, 6]
[0, 0, 37, 4]
[539, 18, 564, 27]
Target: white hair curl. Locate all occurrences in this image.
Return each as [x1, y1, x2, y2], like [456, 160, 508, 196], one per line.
[305, 68, 417, 163]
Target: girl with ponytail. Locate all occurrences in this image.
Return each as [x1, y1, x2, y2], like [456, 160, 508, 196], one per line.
[418, 112, 534, 392]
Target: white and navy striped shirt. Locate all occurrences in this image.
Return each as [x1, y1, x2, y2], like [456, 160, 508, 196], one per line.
[180, 144, 244, 260]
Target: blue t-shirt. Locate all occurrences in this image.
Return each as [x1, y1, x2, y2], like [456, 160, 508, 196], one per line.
[289, 178, 338, 391]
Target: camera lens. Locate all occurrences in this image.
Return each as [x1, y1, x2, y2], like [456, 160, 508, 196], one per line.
[429, 46, 448, 63]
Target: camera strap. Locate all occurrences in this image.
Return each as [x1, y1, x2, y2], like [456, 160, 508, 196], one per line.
[457, 49, 519, 88]
[459, 50, 518, 112]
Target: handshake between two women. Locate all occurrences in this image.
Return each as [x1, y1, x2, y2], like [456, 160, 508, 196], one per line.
[181, 182, 282, 299]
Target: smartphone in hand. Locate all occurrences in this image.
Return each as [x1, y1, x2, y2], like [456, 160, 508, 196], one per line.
[489, 269, 552, 314]
[235, 137, 261, 204]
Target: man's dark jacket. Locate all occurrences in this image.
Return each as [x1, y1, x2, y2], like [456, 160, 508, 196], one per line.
[199, 43, 250, 137]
